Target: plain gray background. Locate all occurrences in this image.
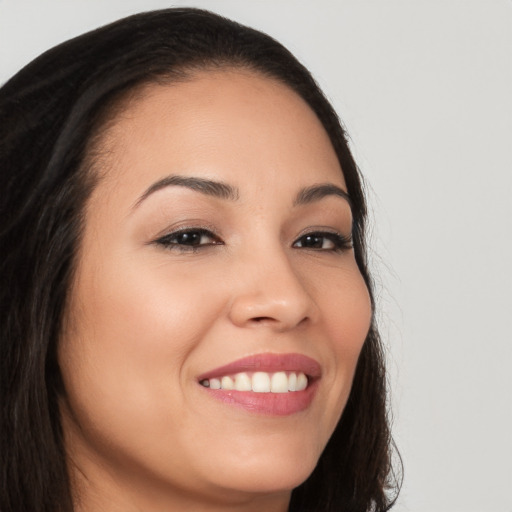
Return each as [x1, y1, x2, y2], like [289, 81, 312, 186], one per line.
[1, 1, 511, 510]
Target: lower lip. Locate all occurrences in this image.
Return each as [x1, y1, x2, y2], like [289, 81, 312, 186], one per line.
[200, 380, 319, 416]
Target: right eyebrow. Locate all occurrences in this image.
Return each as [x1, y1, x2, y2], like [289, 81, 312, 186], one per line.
[132, 174, 240, 209]
[293, 183, 352, 210]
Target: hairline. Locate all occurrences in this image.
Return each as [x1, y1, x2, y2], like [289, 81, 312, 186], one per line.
[83, 62, 330, 182]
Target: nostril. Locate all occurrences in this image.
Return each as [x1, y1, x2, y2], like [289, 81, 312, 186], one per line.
[229, 286, 316, 329]
[250, 315, 309, 327]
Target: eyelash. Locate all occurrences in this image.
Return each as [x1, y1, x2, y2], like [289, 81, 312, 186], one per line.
[154, 228, 352, 253]
[154, 228, 222, 253]
[292, 231, 353, 252]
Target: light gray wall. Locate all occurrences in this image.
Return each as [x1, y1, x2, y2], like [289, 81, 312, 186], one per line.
[2, 1, 511, 510]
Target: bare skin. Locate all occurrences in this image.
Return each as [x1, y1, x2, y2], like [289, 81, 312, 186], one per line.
[59, 70, 372, 511]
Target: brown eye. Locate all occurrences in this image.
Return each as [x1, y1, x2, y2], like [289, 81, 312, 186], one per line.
[293, 232, 352, 252]
[156, 228, 222, 251]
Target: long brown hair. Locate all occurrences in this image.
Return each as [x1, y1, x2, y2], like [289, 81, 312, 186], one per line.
[0, 8, 401, 511]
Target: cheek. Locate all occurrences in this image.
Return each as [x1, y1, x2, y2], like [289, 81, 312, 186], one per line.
[318, 263, 372, 353]
[58, 253, 223, 449]
[70, 251, 219, 363]
[314, 265, 372, 423]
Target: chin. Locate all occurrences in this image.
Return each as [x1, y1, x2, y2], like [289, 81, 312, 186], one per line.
[213, 467, 313, 497]
[199, 439, 321, 495]
[234, 466, 313, 494]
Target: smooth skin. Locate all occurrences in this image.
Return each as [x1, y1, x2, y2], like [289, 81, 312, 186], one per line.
[58, 70, 372, 512]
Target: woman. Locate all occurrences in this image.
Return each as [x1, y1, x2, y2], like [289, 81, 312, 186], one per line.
[0, 8, 400, 512]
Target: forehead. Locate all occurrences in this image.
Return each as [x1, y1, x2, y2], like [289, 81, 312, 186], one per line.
[90, 69, 346, 202]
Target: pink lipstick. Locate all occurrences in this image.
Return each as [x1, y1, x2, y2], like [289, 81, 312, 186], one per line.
[197, 353, 321, 416]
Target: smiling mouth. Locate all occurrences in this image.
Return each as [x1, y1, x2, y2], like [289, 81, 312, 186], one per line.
[197, 353, 320, 415]
[200, 371, 309, 393]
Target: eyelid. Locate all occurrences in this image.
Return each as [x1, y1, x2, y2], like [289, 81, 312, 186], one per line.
[151, 223, 224, 251]
[151, 220, 220, 240]
[294, 225, 352, 240]
[293, 228, 353, 251]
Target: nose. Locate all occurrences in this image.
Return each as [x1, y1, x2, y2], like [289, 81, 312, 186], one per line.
[227, 248, 318, 331]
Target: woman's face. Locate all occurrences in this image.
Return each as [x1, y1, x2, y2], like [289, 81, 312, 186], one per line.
[59, 70, 372, 510]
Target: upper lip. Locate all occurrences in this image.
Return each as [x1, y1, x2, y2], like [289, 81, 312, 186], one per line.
[197, 353, 322, 381]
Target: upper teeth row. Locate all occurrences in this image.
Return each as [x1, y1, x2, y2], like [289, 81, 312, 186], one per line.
[200, 371, 308, 393]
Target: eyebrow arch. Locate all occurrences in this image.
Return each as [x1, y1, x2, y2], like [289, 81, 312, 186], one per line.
[294, 183, 352, 209]
[133, 175, 239, 208]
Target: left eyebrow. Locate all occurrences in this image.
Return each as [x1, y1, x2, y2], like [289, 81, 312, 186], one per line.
[293, 183, 352, 209]
[132, 174, 240, 209]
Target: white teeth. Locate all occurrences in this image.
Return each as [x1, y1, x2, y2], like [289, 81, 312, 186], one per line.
[270, 372, 289, 393]
[296, 372, 308, 391]
[234, 373, 252, 391]
[201, 371, 309, 393]
[221, 376, 234, 390]
[252, 372, 271, 393]
[288, 372, 297, 391]
[209, 378, 221, 389]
